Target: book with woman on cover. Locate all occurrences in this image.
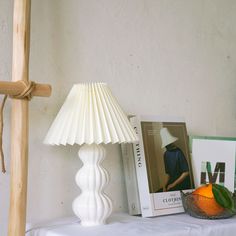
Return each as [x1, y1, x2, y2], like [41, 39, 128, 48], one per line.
[122, 116, 194, 217]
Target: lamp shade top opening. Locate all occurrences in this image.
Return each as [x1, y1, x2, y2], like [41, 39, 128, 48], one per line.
[44, 83, 138, 145]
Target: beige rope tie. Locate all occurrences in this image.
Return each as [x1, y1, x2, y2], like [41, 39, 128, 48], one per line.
[0, 80, 35, 173]
[11, 80, 36, 100]
[0, 95, 7, 173]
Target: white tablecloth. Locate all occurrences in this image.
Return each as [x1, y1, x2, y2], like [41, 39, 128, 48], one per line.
[26, 213, 236, 236]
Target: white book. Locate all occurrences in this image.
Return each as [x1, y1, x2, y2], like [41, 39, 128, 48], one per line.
[130, 116, 153, 217]
[121, 143, 141, 215]
[129, 116, 194, 217]
[191, 136, 236, 192]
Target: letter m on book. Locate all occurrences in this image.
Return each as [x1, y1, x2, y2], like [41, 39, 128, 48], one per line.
[200, 161, 225, 185]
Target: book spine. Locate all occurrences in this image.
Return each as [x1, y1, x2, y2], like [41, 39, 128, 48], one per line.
[130, 116, 153, 217]
[121, 143, 141, 215]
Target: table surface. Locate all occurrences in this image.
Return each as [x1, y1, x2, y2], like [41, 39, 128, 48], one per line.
[26, 212, 236, 236]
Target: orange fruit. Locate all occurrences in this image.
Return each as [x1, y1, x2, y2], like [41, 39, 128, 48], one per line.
[192, 184, 224, 216]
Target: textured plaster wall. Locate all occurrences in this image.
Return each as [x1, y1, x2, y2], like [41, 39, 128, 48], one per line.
[1, 0, 236, 235]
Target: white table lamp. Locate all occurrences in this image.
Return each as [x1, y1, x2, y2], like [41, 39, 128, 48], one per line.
[44, 83, 138, 226]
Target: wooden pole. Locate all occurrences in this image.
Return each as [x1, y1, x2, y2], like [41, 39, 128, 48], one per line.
[8, 0, 31, 235]
[0, 0, 51, 234]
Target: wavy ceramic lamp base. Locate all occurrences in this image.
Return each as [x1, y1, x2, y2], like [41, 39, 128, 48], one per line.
[72, 144, 112, 226]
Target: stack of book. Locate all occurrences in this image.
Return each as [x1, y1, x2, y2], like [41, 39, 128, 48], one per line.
[121, 115, 236, 217]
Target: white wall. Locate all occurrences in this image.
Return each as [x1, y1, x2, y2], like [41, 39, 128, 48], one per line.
[1, 0, 236, 234]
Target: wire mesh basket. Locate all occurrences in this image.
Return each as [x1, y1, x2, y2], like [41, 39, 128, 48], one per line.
[181, 191, 236, 219]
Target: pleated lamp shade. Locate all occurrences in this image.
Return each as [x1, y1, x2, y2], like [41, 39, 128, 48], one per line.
[44, 83, 138, 146]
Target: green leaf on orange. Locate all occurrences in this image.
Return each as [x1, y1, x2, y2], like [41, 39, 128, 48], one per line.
[212, 183, 235, 213]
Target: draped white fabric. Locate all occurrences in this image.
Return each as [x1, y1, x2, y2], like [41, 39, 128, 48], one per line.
[26, 213, 236, 236]
[44, 83, 138, 145]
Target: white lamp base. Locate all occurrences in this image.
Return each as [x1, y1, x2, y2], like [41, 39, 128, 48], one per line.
[72, 144, 112, 226]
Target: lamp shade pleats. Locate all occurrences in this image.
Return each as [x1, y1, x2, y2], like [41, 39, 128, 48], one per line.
[44, 83, 138, 145]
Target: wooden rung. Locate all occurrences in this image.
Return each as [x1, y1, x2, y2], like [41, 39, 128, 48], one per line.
[0, 81, 51, 97]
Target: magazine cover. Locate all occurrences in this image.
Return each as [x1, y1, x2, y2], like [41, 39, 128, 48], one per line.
[191, 136, 236, 192]
[128, 116, 194, 217]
